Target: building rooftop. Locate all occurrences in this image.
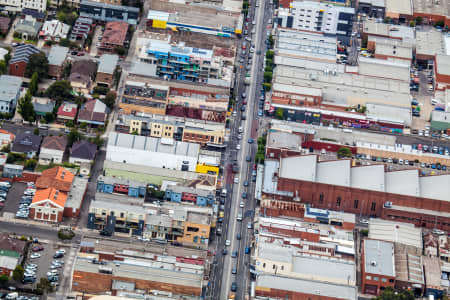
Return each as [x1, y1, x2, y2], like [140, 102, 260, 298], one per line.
[41, 135, 67, 151]
[358, 57, 410, 82]
[47, 45, 69, 66]
[364, 239, 395, 277]
[90, 199, 146, 215]
[368, 218, 423, 248]
[70, 140, 97, 161]
[276, 155, 450, 201]
[65, 176, 88, 210]
[0, 233, 27, 254]
[365, 102, 412, 126]
[385, 0, 412, 16]
[363, 20, 415, 42]
[0, 75, 22, 103]
[98, 175, 146, 189]
[36, 166, 74, 192]
[32, 187, 67, 208]
[256, 274, 357, 300]
[73, 255, 203, 289]
[81, 0, 139, 12]
[102, 21, 128, 46]
[415, 29, 445, 57]
[108, 132, 200, 158]
[11, 131, 42, 154]
[359, 0, 385, 7]
[94, 192, 145, 206]
[10, 44, 40, 64]
[167, 184, 213, 198]
[412, 0, 450, 18]
[436, 54, 450, 76]
[98, 54, 119, 74]
[375, 42, 412, 60]
[276, 28, 337, 62]
[266, 131, 302, 151]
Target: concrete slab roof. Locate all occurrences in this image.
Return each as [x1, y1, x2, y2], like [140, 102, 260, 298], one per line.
[316, 160, 351, 187]
[369, 218, 423, 248]
[279, 155, 317, 182]
[350, 165, 385, 192]
[364, 239, 395, 277]
[385, 169, 420, 197]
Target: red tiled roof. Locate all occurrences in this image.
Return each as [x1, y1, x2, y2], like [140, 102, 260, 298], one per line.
[57, 103, 77, 118]
[35, 166, 74, 192]
[41, 136, 67, 151]
[101, 21, 128, 46]
[31, 187, 67, 208]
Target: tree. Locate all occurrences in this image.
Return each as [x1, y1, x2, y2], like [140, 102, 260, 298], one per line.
[25, 52, 49, 80]
[0, 60, 7, 75]
[263, 71, 273, 83]
[383, 17, 391, 24]
[33, 128, 40, 135]
[46, 80, 73, 104]
[44, 112, 55, 123]
[93, 86, 109, 95]
[415, 16, 423, 25]
[262, 82, 271, 91]
[36, 277, 54, 294]
[103, 91, 116, 109]
[409, 20, 416, 27]
[25, 159, 37, 170]
[67, 129, 83, 146]
[0, 275, 9, 286]
[62, 61, 71, 79]
[114, 46, 126, 56]
[12, 265, 24, 281]
[4, 52, 11, 65]
[268, 34, 274, 48]
[29, 72, 39, 96]
[89, 134, 104, 148]
[275, 108, 284, 120]
[18, 92, 36, 124]
[266, 50, 274, 60]
[435, 20, 445, 27]
[337, 147, 352, 158]
[374, 287, 414, 300]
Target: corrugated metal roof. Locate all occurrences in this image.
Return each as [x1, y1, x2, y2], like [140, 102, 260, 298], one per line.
[316, 160, 351, 187]
[350, 165, 385, 192]
[98, 54, 118, 74]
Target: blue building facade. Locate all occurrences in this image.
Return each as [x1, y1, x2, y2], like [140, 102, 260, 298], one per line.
[97, 176, 146, 197]
[164, 185, 215, 206]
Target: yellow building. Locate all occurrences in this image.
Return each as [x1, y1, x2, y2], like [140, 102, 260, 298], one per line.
[196, 164, 219, 175]
[129, 120, 142, 135]
[150, 123, 174, 138]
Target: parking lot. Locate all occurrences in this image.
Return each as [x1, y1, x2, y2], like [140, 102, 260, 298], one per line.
[2, 182, 26, 214]
[23, 242, 70, 290]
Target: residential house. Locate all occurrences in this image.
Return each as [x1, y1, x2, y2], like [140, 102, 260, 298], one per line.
[0, 16, 10, 35]
[11, 132, 42, 158]
[8, 44, 40, 77]
[97, 175, 146, 197]
[79, 0, 139, 25]
[14, 15, 42, 40]
[38, 135, 67, 165]
[68, 59, 97, 94]
[32, 97, 55, 118]
[98, 21, 128, 54]
[0, 129, 15, 146]
[69, 140, 97, 165]
[47, 45, 69, 79]
[0, 75, 22, 114]
[69, 17, 93, 42]
[2, 164, 23, 178]
[57, 102, 77, 123]
[40, 20, 70, 41]
[96, 54, 118, 87]
[77, 99, 108, 126]
[165, 185, 215, 206]
[0, 233, 26, 277]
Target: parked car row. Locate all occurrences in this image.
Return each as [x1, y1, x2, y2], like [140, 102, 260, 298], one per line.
[0, 181, 11, 210]
[16, 182, 35, 219]
[412, 143, 450, 156]
[47, 249, 66, 288]
[355, 154, 448, 171]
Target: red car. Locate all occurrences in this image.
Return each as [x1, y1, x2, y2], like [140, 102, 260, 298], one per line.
[77, 52, 85, 56]
[32, 245, 44, 252]
[253, 164, 257, 170]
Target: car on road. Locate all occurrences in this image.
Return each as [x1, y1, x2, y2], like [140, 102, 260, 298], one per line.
[242, 192, 247, 199]
[237, 213, 243, 221]
[248, 138, 254, 144]
[234, 177, 239, 184]
[246, 156, 251, 162]
[245, 247, 251, 254]
[30, 253, 41, 259]
[236, 144, 241, 150]
[236, 233, 241, 240]
[222, 249, 228, 255]
[225, 240, 231, 246]
[359, 219, 369, 224]
[231, 282, 237, 292]
[231, 251, 238, 258]
[243, 180, 249, 186]
[258, 110, 263, 116]
[240, 201, 244, 208]
[247, 222, 252, 229]
[232, 267, 237, 274]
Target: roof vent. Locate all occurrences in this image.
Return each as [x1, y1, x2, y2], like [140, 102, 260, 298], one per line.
[371, 260, 377, 266]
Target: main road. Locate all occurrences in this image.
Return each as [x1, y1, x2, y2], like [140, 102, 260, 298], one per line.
[218, 0, 270, 298]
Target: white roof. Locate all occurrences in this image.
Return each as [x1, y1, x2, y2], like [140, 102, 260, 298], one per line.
[273, 82, 322, 97]
[280, 155, 316, 181]
[385, 0, 412, 15]
[385, 170, 420, 197]
[316, 160, 351, 187]
[350, 165, 385, 192]
[436, 54, 450, 76]
[365, 103, 412, 126]
[419, 174, 450, 202]
[146, 10, 170, 22]
[364, 239, 395, 277]
[369, 218, 423, 248]
[41, 20, 70, 39]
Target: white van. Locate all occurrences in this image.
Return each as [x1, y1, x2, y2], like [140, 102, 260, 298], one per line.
[6, 293, 18, 300]
[0, 181, 11, 187]
[431, 98, 439, 105]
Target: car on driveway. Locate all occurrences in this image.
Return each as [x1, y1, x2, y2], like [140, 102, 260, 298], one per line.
[30, 253, 41, 259]
[32, 245, 44, 252]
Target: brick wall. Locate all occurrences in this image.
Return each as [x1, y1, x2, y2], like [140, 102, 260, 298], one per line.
[9, 61, 27, 77]
[255, 287, 347, 300]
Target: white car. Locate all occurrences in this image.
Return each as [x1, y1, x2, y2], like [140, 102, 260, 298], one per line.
[56, 249, 66, 254]
[236, 144, 241, 150]
[225, 240, 231, 246]
[239, 201, 244, 208]
[47, 271, 58, 277]
[237, 214, 243, 221]
[30, 253, 41, 259]
[234, 177, 239, 184]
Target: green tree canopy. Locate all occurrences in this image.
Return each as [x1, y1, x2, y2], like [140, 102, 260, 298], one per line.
[25, 52, 49, 80]
[67, 129, 83, 147]
[374, 287, 414, 300]
[337, 147, 352, 158]
[275, 107, 284, 120]
[103, 91, 116, 109]
[29, 72, 39, 96]
[46, 80, 73, 104]
[12, 265, 24, 281]
[0, 60, 7, 75]
[18, 92, 35, 124]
